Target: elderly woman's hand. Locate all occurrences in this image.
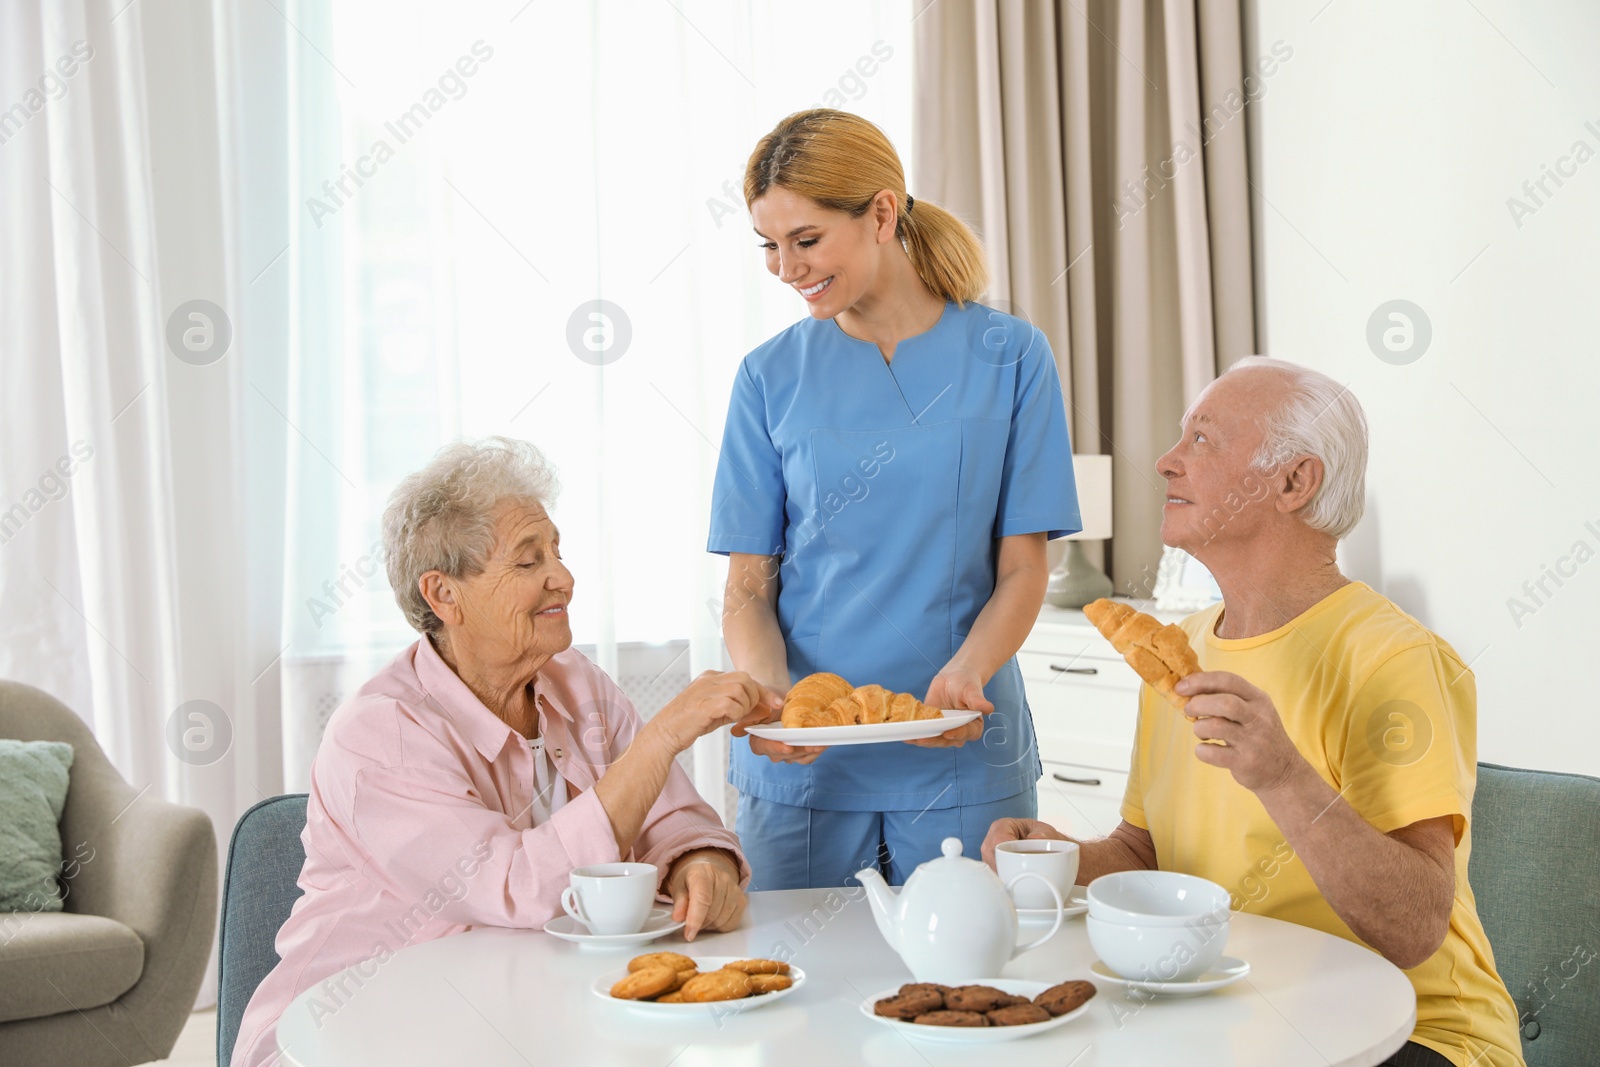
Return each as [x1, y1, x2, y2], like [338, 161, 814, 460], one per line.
[666, 848, 746, 940]
[650, 670, 782, 756]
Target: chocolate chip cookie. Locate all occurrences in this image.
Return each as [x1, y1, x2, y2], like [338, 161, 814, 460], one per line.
[987, 1002, 1052, 1026]
[874, 988, 946, 1019]
[944, 985, 1011, 1012]
[913, 1010, 990, 1027]
[1034, 979, 1096, 1016]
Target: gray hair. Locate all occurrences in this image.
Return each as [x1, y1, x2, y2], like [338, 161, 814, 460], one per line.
[382, 436, 561, 634]
[1224, 356, 1368, 540]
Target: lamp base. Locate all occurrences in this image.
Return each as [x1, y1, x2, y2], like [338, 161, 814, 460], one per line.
[1045, 541, 1114, 609]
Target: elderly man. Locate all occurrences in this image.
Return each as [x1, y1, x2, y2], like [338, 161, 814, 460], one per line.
[985, 358, 1522, 1067]
[233, 437, 777, 1067]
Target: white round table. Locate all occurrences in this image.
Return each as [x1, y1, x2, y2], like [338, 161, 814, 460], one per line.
[275, 887, 1416, 1066]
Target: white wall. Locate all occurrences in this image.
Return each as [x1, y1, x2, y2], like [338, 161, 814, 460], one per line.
[1245, 0, 1600, 776]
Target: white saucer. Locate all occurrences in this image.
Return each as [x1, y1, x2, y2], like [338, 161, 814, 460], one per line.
[1089, 956, 1251, 996]
[861, 978, 1094, 1042]
[1016, 885, 1089, 921]
[744, 711, 981, 747]
[543, 907, 685, 950]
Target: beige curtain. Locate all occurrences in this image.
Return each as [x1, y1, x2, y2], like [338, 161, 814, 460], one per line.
[914, 0, 1256, 592]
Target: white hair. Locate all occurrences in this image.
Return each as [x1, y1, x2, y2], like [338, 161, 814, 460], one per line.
[382, 436, 561, 634]
[1224, 356, 1368, 540]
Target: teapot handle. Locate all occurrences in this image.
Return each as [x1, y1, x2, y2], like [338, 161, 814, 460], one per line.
[1006, 872, 1064, 955]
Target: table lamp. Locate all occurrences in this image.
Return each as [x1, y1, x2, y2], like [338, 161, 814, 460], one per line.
[1046, 453, 1114, 609]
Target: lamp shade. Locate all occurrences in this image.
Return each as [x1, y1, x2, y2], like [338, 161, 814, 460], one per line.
[1067, 453, 1113, 541]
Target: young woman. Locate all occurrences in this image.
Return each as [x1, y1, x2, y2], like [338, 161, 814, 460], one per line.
[708, 109, 1081, 890]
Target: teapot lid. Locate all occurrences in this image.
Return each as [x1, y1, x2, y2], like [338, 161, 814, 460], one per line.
[907, 836, 1006, 891]
[924, 837, 983, 870]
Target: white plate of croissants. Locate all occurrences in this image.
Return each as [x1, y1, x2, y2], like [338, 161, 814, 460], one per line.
[742, 673, 982, 746]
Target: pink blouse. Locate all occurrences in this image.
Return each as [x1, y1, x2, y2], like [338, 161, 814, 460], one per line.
[231, 638, 749, 1067]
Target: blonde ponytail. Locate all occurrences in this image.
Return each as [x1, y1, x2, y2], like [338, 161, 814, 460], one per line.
[744, 109, 988, 305]
[897, 197, 987, 304]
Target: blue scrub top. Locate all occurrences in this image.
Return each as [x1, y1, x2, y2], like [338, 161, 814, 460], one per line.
[707, 301, 1081, 812]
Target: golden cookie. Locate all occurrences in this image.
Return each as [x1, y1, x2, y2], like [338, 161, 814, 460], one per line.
[679, 969, 753, 1002]
[656, 990, 687, 1003]
[628, 951, 695, 974]
[748, 973, 793, 994]
[610, 965, 678, 1000]
[723, 958, 790, 975]
[661, 968, 697, 994]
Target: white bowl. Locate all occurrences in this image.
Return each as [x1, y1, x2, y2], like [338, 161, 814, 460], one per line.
[1086, 871, 1232, 926]
[1086, 914, 1230, 982]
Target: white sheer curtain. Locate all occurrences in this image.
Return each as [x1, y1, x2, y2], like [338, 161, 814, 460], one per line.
[0, 0, 284, 1005]
[3, 0, 911, 931]
[270, 0, 916, 818]
[2, 0, 913, 1010]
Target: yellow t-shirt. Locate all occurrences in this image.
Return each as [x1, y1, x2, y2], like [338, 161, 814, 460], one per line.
[1121, 582, 1523, 1067]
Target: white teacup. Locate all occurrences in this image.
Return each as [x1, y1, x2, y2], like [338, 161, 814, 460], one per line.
[560, 862, 657, 935]
[995, 839, 1080, 911]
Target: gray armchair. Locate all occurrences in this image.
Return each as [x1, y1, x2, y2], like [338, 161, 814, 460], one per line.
[0, 680, 218, 1066]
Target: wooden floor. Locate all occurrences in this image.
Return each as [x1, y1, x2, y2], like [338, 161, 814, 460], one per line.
[146, 1008, 216, 1066]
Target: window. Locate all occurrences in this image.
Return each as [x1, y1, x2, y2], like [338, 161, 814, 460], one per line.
[283, 0, 916, 665]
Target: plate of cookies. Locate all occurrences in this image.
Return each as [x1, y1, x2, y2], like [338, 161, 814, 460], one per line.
[595, 953, 804, 1015]
[744, 673, 982, 746]
[862, 979, 1096, 1043]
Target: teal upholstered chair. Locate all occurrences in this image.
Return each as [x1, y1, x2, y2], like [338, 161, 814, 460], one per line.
[1469, 762, 1600, 1067]
[217, 794, 309, 1067]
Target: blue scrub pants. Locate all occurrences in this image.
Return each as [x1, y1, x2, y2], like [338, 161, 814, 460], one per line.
[736, 788, 1037, 891]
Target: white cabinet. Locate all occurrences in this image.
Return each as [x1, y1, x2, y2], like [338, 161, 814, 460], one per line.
[1037, 761, 1129, 839]
[1021, 599, 1186, 837]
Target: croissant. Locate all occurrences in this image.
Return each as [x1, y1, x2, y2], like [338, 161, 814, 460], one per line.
[1082, 599, 1200, 709]
[851, 684, 893, 724]
[780, 674, 942, 728]
[781, 672, 854, 728]
[887, 690, 943, 722]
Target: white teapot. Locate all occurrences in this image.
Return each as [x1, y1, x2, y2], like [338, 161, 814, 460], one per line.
[855, 837, 1064, 982]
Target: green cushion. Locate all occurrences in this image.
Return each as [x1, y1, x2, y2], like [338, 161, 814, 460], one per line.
[0, 738, 74, 911]
[1470, 762, 1600, 1067]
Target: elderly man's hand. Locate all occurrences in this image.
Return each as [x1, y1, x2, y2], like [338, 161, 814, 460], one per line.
[1176, 672, 1307, 792]
[980, 817, 1069, 869]
[665, 848, 746, 941]
[653, 671, 782, 756]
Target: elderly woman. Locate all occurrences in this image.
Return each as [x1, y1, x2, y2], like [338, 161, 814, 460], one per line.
[232, 438, 775, 1067]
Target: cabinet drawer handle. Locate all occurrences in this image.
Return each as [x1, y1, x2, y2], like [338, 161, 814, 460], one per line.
[1049, 665, 1099, 675]
[1052, 773, 1103, 786]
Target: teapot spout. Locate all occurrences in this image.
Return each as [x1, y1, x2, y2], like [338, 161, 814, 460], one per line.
[854, 867, 901, 953]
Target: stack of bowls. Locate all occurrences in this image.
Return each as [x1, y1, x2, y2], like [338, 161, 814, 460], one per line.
[1085, 871, 1232, 982]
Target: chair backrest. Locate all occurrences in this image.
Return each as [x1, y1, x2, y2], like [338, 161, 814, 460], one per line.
[217, 794, 309, 1067]
[0, 680, 134, 915]
[1469, 762, 1600, 1067]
